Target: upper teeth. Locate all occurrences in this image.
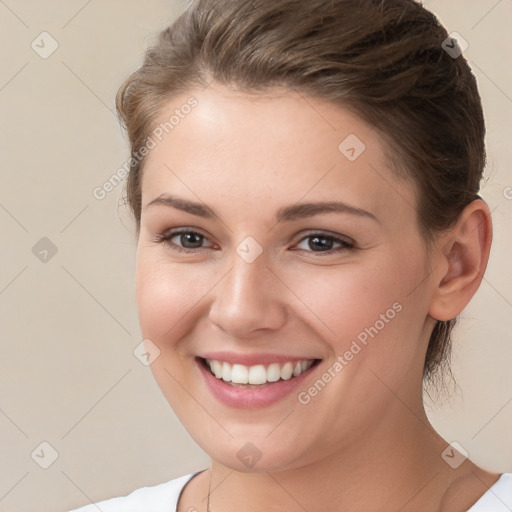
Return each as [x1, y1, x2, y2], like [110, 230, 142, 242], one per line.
[205, 359, 315, 385]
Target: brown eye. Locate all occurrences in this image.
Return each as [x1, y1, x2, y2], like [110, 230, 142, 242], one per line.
[153, 228, 216, 253]
[174, 231, 204, 249]
[294, 232, 354, 254]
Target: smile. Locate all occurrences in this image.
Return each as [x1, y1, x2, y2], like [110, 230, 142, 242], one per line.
[200, 357, 319, 387]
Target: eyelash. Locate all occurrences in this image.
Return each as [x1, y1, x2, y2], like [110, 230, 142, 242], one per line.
[152, 228, 355, 256]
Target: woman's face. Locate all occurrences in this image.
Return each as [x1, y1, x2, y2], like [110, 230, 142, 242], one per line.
[136, 84, 438, 472]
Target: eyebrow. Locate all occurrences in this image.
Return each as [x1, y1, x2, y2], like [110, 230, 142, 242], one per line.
[144, 194, 378, 223]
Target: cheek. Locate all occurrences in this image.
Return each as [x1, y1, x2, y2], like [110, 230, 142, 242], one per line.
[286, 266, 399, 335]
[134, 252, 212, 414]
[284, 251, 427, 359]
[289, 254, 428, 431]
[135, 252, 212, 347]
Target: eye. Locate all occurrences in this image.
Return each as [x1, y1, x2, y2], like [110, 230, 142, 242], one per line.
[152, 228, 216, 252]
[293, 232, 354, 254]
[152, 229, 354, 255]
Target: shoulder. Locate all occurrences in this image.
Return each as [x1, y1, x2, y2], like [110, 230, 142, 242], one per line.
[67, 473, 196, 512]
[467, 473, 512, 511]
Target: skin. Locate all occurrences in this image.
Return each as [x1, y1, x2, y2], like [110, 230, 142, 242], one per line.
[135, 83, 498, 511]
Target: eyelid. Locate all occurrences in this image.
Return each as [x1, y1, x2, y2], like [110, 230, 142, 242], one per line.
[153, 227, 355, 255]
[294, 229, 354, 246]
[292, 230, 355, 253]
[152, 227, 216, 252]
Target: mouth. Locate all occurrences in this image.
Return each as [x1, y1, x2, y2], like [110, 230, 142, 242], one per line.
[198, 357, 321, 388]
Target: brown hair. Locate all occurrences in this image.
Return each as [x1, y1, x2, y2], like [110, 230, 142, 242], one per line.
[116, 0, 486, 383]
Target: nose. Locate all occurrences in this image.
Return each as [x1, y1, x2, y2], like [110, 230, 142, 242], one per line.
[208, 253, 287, 339]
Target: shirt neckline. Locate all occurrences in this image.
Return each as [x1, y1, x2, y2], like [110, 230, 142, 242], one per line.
[466, 473, 509, 511]
[173, 471, 509, 511]
[174, 469, 208, 511]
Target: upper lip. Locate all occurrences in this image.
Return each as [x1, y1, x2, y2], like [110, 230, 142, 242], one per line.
[198, 352, 321, 366]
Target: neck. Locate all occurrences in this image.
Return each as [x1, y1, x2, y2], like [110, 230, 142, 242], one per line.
[206, 405, 451, 512]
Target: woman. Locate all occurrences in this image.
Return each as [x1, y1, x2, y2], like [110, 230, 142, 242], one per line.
[70, 0, 511, 510]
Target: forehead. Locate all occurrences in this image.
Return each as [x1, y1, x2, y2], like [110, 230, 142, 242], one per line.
[140, 84, 416, 222]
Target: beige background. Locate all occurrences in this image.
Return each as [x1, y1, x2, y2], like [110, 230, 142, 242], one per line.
[0, 1, 511, 511]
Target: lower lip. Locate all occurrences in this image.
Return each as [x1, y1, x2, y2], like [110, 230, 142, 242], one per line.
[197, 358, 319, 409]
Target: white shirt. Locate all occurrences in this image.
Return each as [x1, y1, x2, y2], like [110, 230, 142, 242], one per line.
[69, 472, 512, 511]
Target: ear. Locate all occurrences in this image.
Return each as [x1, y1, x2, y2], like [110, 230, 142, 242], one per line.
[428, 199, 493, 321]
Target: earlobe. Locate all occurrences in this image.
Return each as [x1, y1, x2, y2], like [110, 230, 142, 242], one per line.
[428, 199, 493, 321]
